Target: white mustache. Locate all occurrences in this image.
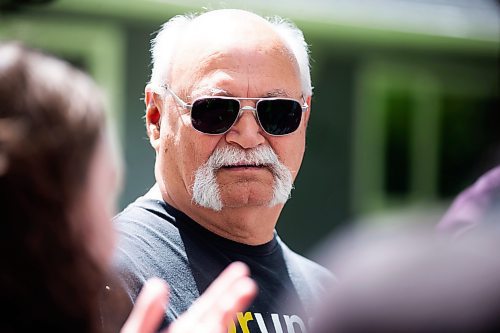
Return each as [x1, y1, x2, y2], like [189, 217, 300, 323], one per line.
[191, 145, 294, 211]
[207, 145, 282, 169]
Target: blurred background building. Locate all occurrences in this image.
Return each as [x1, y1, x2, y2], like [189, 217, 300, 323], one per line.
[1, 0, 498, 256]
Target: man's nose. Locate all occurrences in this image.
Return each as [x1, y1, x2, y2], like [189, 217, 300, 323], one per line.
[225, 109, 265, 149]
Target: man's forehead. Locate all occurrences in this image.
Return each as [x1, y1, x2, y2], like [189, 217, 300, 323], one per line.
[171, 42, 300, 98]
[168, 11, 301, 98]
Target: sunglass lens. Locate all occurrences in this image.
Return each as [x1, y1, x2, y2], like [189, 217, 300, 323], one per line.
[257, 99, 302, 135]
[191, 98, 240, 134]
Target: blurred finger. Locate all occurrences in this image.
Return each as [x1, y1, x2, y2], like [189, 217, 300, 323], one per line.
[121, 277, 169, 333]
[168, 262, 257, 333]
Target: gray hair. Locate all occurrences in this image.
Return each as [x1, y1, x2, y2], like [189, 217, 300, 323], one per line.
[148, 11, 313, 97]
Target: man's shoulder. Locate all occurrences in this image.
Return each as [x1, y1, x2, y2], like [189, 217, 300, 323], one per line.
[112, 185, 186, 276]
[275, 237, 335, 315]
[114, 185, 173, 226]
[277, 237, 335, 284]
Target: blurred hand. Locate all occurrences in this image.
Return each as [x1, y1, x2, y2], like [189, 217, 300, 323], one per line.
[121, 261, 257, 333]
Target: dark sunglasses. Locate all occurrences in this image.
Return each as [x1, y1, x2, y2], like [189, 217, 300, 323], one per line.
[162, 85, 308, 136]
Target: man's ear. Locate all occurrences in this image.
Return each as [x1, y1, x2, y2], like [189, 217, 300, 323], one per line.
[145, 89, 162, 151]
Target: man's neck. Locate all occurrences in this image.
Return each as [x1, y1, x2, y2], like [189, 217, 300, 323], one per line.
[187, 206, 282, 245]
[156, 186, 282, 245]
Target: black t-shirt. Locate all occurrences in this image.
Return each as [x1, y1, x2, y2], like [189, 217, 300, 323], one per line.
[108, 185, 333, 332]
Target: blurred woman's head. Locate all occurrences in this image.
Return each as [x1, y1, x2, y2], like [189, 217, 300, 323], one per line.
[311, 223, 500, 333]
[0, 42, 119, 332]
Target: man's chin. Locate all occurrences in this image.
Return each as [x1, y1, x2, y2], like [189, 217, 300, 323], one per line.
[219, 187, 275, 209]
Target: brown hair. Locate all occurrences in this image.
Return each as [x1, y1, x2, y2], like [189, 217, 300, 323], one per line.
[0, 42, 106, 332]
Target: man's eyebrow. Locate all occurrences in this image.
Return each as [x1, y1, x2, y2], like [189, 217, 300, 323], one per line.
[190, 87, 230, 99]
[190, 88, 291, 99]
[264, 89, 290, 98]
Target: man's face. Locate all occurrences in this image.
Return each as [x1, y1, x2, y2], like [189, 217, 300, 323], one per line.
[150, 14, 309, 215]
